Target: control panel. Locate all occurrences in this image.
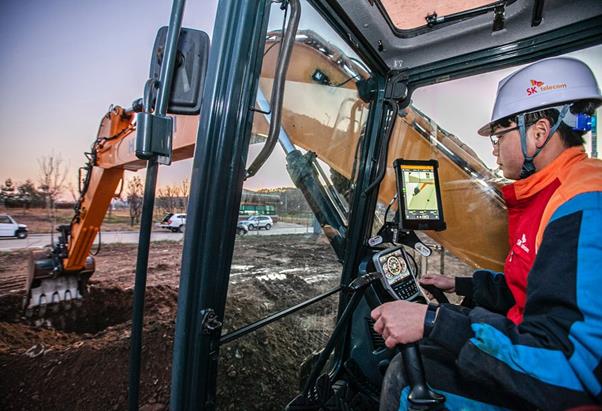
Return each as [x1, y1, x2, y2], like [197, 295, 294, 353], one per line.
[371, 246, 424, 302]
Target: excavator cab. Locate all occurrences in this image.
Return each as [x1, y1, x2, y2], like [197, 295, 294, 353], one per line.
[23, 0, 601, 409]
[167, 1, 601, 410]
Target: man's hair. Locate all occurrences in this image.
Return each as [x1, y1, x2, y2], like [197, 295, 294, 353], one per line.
[494, 99, 599, 148]
[524, 109, 584, 147]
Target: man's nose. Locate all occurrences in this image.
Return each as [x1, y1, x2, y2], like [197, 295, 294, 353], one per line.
[492, 143, 499, 157]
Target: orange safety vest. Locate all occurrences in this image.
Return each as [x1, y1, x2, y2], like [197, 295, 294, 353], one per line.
[501, 146, 602, 324]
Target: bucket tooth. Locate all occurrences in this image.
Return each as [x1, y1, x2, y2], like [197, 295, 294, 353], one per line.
[24, 251, 95, 316]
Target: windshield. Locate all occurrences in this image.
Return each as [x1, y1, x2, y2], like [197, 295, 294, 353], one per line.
[411, 45, 602, 170]
[217, 1, 372, 409]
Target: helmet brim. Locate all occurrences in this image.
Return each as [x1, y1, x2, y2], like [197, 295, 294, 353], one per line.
[477, 122, 494, 136]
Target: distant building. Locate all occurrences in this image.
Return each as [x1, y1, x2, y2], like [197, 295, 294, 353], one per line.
[152, 188, 311, 217]
[240, 189, 280, 216]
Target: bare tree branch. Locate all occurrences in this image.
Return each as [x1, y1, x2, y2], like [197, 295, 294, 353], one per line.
[37, 153, 68, 242]
[126, 176, 144, 226]
[180, 177, 190, 211]
[37, 154, 68, 208]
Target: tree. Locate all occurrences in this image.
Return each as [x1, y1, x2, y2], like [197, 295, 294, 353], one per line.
[0, 178, 16, 207]
[127, 176, 144, 226]
[157, 184, 181, 215]
[37, 154, 68, 209]
[156, 179, 190, 214]
[16, 180, 43, 210]
[38, 154, 69, 241]
[180, 177, 190, 211]
[0, 179, 44, 210]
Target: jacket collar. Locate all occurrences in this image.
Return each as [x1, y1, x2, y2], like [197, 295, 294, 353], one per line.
[503, 146, 587, 202]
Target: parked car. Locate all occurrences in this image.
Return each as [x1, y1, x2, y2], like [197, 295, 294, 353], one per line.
[0, 214, 28, 239]
[157, 213, 186, 232]
[238, 215, 273, 231]
[236, 222, 249, 235]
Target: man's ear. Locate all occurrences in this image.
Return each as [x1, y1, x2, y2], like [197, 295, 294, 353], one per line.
[532, 118, 552, 149]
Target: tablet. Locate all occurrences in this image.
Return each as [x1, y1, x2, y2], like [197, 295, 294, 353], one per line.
[393, 159, 446, 231]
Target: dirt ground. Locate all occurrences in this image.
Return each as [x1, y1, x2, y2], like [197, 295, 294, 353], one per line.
[0, 234, 471, 410]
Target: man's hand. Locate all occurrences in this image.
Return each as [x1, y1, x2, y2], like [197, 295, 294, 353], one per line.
[420, 274, 455, 293]
[371, 301, 427, 348]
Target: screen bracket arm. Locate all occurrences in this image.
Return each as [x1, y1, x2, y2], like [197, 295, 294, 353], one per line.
[397, 230, 432, 257]
[369, 222, 432, 258]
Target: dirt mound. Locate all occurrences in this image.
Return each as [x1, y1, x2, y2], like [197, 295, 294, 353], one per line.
[0, 282, 176, 410]
[0, 281, 330, 411]
[0, 235, 341, 410]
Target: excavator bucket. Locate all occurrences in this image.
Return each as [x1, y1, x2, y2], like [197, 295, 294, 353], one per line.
[24, 250, 95, 317]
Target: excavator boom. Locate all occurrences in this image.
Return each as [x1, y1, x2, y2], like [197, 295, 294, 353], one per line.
[24, 107, 199, 312]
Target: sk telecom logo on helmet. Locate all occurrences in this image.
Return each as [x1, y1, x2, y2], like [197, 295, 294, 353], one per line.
[527, 79, 567, 96]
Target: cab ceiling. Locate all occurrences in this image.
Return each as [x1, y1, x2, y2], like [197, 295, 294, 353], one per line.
[333, 0, 602, 71]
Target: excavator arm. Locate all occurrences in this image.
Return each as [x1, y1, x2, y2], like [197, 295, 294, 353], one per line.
[64, 106, 199, 272]
[25, 106, 199, 312]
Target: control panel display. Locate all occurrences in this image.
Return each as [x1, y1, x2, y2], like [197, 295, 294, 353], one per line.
[394, 159, 446, 231]
[372, 247, 422, 301]
[378, 249, 410, 286]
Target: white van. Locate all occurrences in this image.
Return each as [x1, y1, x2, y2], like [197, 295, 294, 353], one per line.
[0, 214, 28, 239]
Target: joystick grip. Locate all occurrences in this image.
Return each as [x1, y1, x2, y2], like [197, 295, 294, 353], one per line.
[401, 343, 445, 409]
[420, 284, 450, 305]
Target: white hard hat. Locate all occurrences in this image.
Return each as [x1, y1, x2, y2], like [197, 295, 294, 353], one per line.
[478, 57, 602, 136]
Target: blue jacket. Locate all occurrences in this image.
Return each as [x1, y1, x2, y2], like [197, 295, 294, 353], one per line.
[430, 148, 602, 409]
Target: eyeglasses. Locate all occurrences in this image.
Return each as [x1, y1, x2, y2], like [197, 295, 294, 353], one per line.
[489, 125, 521, 146]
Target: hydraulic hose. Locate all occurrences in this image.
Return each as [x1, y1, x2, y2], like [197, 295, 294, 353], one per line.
[246, 0, 300, 179]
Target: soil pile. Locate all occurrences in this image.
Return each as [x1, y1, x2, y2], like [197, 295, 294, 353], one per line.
[0, 235, 341, 410]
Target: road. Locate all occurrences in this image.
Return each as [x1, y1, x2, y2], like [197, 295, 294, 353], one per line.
[0, 222, 315, 251]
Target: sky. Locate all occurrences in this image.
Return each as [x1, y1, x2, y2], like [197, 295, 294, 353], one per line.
[0, 0, 600, 196]
[0, 0, 217, 193]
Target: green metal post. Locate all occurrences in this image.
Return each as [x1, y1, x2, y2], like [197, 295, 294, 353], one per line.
[128, 1, 186, 410]
[169, 1, 271, 410]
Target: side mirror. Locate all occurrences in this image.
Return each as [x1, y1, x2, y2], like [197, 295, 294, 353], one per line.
[149, 26, 210, 115]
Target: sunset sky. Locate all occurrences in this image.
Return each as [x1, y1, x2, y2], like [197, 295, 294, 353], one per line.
[0, 0, 217, 194]
[1, 0, 600, 197]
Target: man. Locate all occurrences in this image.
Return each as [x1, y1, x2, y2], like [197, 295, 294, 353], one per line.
[372, 57, 602, 410]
